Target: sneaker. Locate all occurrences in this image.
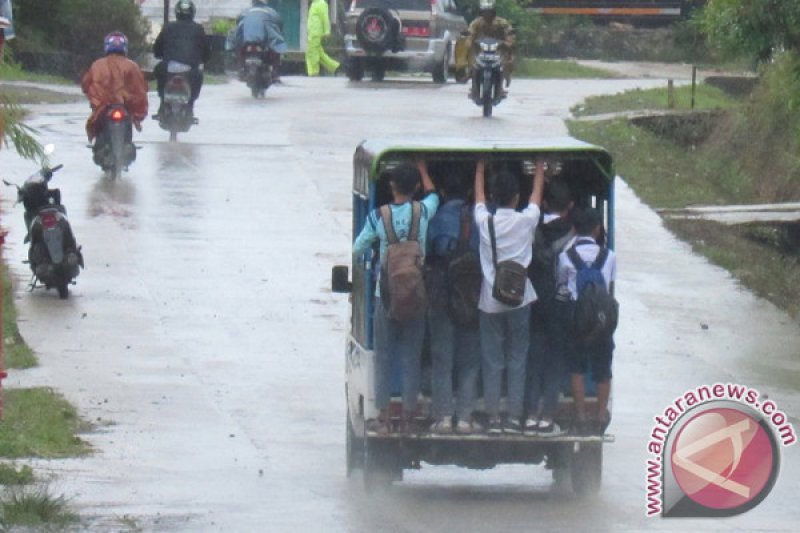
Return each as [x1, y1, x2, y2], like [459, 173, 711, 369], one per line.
[487, 417, 503, 436]
[366, 418, 390, 436]
[571, 418, 591, 436]
[536, 421, 565, 438]
[431, 417, 453, 434]
[524, 417, 539, 436]
[454, 420, 472, 434]
[503, 417, 523, 435]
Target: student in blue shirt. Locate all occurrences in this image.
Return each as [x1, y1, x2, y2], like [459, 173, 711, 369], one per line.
[353, 161, 438, 434]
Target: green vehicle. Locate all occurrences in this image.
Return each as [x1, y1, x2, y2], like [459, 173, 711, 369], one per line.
[332, 137, 616, 494]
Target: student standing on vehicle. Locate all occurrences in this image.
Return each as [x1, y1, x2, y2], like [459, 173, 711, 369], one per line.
[153, 0, 211, 117]
[474, 158, 544, 435]
[556, 208, 616, 435]
[426, 173, 482, 434]
[525, 181, 574, 437]
[353, 161, 438, 434]
[81, 32, 149, 143]
[306, 0, 340, 76]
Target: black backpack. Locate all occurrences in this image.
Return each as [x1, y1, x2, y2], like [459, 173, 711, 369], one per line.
[446, 206, 482, 327]
[567, 242, 619, 346]
[425, 205, 482, 327]
[529, 222, 575, 309]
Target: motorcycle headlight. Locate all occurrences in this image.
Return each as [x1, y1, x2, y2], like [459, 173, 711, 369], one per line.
[480, 42, 498, 53]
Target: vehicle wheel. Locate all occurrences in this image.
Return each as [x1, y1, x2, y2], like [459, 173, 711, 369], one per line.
[481, 71, 493, 118]
[169, 130, 178, 142]
[432, 46, 449, 84]
[57, 283, 69, 299]
[571, 442, 602, 497]
[356, 8, 400, 54]
[346, 58, 364, 81]
[346, 410, 364, 478]
[371, 61, 386, 82]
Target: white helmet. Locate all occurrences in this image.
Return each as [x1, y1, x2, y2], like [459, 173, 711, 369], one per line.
[479, 0, 496, 11]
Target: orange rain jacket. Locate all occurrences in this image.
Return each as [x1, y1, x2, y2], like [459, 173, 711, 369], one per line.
[80, 54, 149, 142]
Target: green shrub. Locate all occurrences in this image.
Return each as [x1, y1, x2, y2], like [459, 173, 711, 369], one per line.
[10, 0, 150, 58]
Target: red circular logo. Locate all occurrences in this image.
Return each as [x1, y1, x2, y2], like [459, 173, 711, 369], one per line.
[671, 407, 775, 510]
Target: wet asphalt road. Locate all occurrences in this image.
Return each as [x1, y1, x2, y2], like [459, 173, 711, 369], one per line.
[1, 75, 799, 532]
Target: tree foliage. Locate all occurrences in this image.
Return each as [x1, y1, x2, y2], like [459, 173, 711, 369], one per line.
[0, 96, 44, 161]
[10, 0, 150, 58]
[700, 0, 800, 63]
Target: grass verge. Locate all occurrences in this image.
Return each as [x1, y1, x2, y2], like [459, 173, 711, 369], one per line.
[4, 267, 37, 369]
[571, 83, 739, 117]
[567, 88, 800, 320]
[516, 58, 617, 79]
[0, 485, 79, 530]
[0, 388, 91, 458]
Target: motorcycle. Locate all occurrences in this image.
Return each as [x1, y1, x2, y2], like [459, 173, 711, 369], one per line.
[241, 42, 278, 99]
[470, 38, 506, 118]
[4, 159, 84, 299]
[155, 61, 198, 142]
[92, 104, 136, 179]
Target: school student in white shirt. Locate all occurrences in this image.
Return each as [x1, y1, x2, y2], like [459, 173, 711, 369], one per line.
[473, 158, 544, 435]
[556, 207, 616, 435]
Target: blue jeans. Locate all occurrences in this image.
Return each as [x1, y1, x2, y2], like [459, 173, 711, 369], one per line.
[373, 298, 425, 413]
[526, 303, 566, 419]
[480, 304, 531, 419]
[428, 309, 481, 421]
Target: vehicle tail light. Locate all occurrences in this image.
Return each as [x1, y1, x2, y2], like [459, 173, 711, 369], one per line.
[40, 212, 58, 229]
[246, 44, 263, 54]
[109, 108, 126, 122]
[402, 22, 430, 37]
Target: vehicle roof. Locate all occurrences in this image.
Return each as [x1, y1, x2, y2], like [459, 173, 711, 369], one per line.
[355, 136, 614, 181]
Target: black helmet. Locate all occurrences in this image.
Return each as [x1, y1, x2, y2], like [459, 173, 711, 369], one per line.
[175, 0, 196, 21]
[252, 0, 269, 5]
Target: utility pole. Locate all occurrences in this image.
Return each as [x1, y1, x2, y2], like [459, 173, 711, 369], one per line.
[164, 0, 170, 25]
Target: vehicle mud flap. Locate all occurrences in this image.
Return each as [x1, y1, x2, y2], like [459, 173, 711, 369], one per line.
[571, 442, 603, 497]
[43, 228, 65, 265]
[363, 438, 401, 490]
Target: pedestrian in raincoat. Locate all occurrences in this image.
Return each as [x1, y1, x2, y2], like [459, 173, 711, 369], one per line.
[80, 32, 148, 143]
[306, 0, 340, 76]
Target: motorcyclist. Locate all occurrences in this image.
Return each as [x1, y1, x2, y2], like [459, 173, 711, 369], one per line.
[233, 0, 288, 80]
[153, 0, 210, 117]
[466, 0, 514, 96]
[80, 32, 148, 144]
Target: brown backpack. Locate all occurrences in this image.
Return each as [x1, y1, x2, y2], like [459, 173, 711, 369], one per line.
[379, 202, 428, 321]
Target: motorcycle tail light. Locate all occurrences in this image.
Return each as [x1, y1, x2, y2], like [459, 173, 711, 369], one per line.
[40, 212, 58, 229]
[109, 108, 126, 122]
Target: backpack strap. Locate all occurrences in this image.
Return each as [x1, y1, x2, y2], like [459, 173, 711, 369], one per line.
[592, 248, 610, 271]
[380, 205, 399, 244]
[488, 215, 498, 268]
[566, 245, 588, 272]
[456, 204, 473, 251]
[409, 201, 422, 242]
[380, 202, 422, 244]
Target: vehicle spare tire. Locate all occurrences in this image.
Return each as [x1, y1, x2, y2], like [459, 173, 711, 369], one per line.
[356, 8, 401, 54]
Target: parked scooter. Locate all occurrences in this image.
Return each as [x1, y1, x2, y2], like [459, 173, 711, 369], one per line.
[470, 37, 505, 118]
[4, 159, 84, 299]
[241, 42, 278, 98]
[91, 104, 136, 178]
[155, 62, 198, 142]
